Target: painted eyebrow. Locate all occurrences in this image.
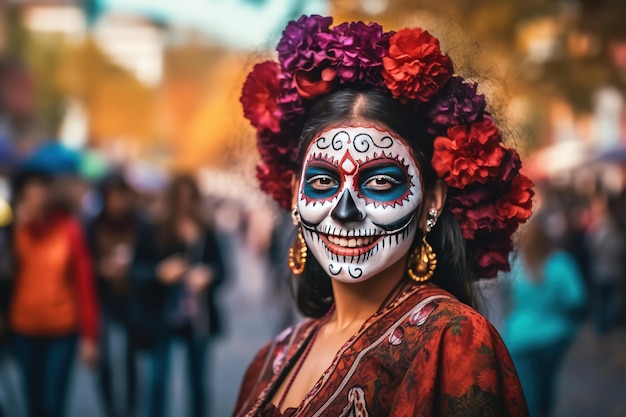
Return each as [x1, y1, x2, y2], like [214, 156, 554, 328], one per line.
[304, 163, 340, 179]
[358, 162, 408, 179]
[360, 164, 406, 175]
[306, 154, 338, 166]
[305, 159, 339, 171]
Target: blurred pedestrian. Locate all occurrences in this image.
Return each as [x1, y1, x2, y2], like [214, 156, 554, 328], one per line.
[504, 214, 587, 417]
[8, 171, 99, 417]
[267, 210, 298, 332]
[86, 173, 142, 417]
[587, 192, 625, 338]
[131, 174, 225, 417]
[0, 224, 12, 417]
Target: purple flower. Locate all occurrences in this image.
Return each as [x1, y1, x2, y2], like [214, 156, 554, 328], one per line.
[276, 72, 307, 129]
[317, 21, 388, 86]
[277, 15, 333, 74]
[427, 77, 486, 133]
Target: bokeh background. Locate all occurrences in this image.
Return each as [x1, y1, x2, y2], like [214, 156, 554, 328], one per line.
[0, 1, 625, 417]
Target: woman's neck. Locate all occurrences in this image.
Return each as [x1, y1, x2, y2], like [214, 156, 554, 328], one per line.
[328, 256, 408, 331]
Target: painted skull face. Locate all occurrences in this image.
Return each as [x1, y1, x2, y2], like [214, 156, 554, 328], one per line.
[297, 125, 423, 283]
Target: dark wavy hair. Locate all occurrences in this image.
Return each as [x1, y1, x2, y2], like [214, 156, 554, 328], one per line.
[293, 88, 477, 318]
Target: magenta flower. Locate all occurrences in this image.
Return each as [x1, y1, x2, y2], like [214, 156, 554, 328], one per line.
[317, 21, 388, 86]
[276, 73, 307, 129]
[277, 15, 333, 74]
[427, 77, 486, 133]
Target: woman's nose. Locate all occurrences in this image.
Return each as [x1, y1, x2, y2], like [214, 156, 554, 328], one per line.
[331, 190, 365, 223]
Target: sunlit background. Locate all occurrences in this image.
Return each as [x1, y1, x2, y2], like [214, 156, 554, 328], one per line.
[1, 1, 626, 416]
[2, 0, 625, 197]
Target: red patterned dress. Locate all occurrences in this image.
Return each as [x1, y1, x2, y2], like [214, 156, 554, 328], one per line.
[232, 284, 528, 417]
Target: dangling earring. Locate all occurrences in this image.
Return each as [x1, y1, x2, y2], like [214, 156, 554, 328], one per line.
[289, 208, 307, 275]
[407, 208, 438, 283]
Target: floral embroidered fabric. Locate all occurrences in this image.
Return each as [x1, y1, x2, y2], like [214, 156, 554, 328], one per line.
[260, 403, 297, 417]
[232, 284, 529, 417]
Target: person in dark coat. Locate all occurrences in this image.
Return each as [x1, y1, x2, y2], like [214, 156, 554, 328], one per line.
[131, 174, 225, 417]
[86, 173, 143, 417]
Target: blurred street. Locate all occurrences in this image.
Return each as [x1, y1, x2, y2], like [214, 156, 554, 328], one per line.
[3, 231, 625, 417]
[554, 325, 626, 417]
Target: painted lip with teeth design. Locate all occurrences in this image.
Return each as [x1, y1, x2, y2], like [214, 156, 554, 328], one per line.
[301, 212, 417, 260]
[321, 233, 380, 257]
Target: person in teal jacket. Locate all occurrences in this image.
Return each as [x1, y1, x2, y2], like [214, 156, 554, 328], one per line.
[504, 213, 587, 417]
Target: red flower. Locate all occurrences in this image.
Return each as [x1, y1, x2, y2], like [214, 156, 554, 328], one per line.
[256, 162, 294, 210]
[432, 118, 506, 189]
[500, 148, 522, 184]
[241, 61, 283, 133]
[382, 28, 453, 103]
[448, 188, 505, 240]
[257, 130, 297, 163]
[474, 236, 513, 278]
[497, 174, 534, 222]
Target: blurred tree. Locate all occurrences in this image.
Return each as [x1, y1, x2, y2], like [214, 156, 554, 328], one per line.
[56, 38, 157, 149]
[331, 0, 626, 146]
[162, 45, 260, 172]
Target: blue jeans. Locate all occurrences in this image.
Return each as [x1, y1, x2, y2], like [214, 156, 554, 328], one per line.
[512, 338, 573, 417]
[146, 328, 209, 417]
[592, 282, 621, 336]
[98, 317, 138, 417]
[12, 333, 78, 417]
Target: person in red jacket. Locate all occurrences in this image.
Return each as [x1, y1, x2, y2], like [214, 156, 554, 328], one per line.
[9, 171, 99, 417]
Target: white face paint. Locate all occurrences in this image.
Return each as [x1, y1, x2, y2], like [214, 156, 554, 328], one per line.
[297, 125, 423, 283]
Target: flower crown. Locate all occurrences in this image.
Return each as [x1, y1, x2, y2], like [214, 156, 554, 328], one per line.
[240, 15, 533, 278]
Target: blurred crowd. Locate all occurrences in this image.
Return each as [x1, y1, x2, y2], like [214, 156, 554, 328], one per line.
[0, 163, 237, 417]
[0, 50, 297, 417]
[482, 179, 626, 417]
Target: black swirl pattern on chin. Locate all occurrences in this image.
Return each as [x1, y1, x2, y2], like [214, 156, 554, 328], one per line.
[329, 263, 343, 276]
[348, 266, 363, 279]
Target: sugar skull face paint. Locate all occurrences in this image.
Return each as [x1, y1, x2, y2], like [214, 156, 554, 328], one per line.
[297, 125, 423, 283]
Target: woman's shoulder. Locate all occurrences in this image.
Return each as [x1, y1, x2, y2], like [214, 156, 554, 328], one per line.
[546, 250, 576, 266]
[399, 285, 499, 346]
[234, 318, 317, 413]
[544, 250, 583, 278]
[248, 319, 317, 370]
[404, 284, 487, 322]
[55, 214, 87, 240]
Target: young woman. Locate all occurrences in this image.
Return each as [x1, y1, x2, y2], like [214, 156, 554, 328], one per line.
[9, 172, 99, 417]
[86, 174, 141, 417]
[131, 174, 225, 417]
[504, 213, 587, 417]
[233, 15, 533, 416]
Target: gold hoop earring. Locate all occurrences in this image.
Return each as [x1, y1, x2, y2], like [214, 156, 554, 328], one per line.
[288, 229, 307, 275]
[407, 208, 438, 283]
[407, 235, 437, 282]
